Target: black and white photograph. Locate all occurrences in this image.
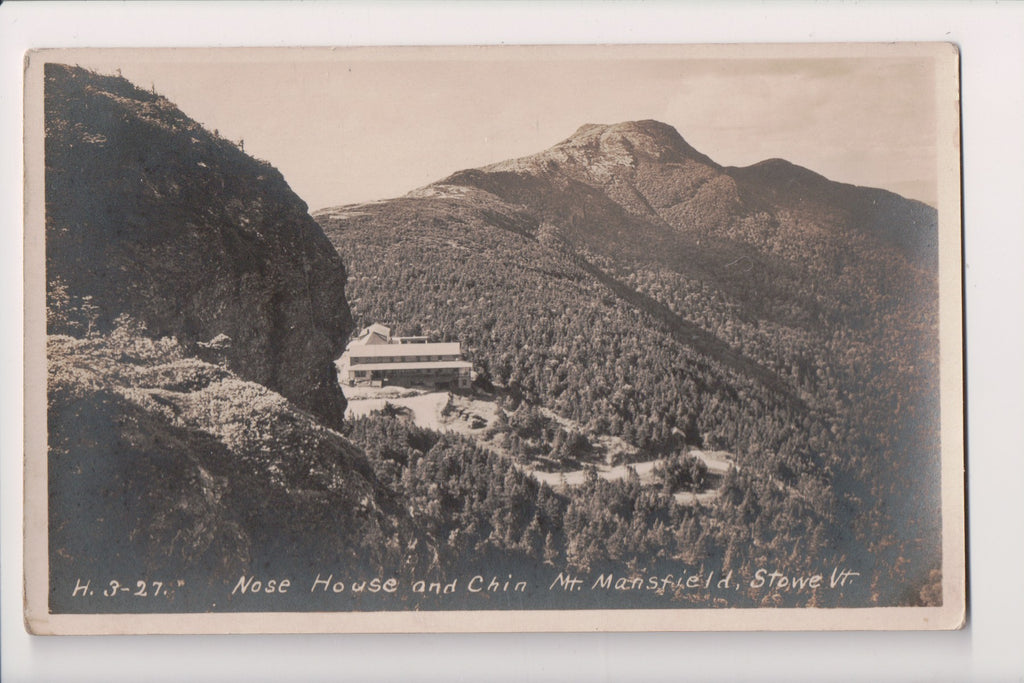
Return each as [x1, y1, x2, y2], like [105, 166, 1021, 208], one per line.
[22, 43, 963, 633]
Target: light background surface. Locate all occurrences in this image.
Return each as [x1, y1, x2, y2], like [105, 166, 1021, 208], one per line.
[2, 1, 1022, 681]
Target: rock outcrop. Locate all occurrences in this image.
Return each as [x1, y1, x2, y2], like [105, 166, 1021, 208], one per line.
[45, 64, 351, 426]
[47, 330, 415, 612]
[43, 65, 409, 612]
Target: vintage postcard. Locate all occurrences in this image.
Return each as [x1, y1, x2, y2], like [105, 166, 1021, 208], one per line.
[23, 44, 964, 634]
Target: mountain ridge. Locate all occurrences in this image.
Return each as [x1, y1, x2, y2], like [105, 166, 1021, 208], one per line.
[320, 120, 936, 341]
[328, 120, 936, 278]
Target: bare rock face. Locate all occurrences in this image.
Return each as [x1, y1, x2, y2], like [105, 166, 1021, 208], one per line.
[45, 64, 352, 426]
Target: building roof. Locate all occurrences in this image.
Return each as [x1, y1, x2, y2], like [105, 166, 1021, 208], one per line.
[348, 360, 473, 372]
[353, 323, 393, 345]
[357, 332, 391, 345]
[346, 342, 462, 359]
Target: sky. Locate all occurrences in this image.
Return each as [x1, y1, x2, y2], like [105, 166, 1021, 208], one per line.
[66, 46, 942, 210]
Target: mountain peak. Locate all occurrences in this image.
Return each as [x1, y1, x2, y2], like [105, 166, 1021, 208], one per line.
[474, 119, 719, 181]
[567, 119, 683, 142]
[555, 120, 718, 167]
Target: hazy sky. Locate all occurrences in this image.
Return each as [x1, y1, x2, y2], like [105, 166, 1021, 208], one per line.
[69, 47, 940, 210]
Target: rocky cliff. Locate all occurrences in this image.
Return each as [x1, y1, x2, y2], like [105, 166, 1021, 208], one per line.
[45, 64, 351, 425]
[43, 65, 409, 612]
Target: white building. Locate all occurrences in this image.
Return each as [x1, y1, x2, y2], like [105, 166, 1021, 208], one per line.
[337, 324, 472, 389]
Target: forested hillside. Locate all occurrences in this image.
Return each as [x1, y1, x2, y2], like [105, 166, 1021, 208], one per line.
[317, 120, 943, 606]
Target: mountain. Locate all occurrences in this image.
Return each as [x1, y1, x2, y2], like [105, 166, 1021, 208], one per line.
[316, 120, 942, 603]
[437, 119, 937, 303]
[45, 64, 351, 426]
[317, 119, 938, 449]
